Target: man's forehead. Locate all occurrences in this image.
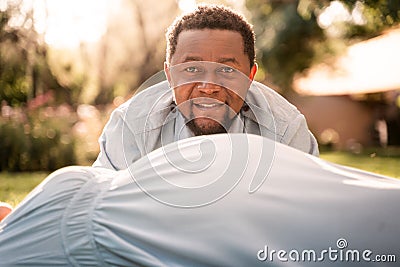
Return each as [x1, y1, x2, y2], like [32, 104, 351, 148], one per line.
[173, 29, 246, 63]
[176, 28, 244, 43]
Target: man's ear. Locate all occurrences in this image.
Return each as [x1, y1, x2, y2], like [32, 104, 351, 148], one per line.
[164, 62, 178, 103]
[249, 63, 258, 81]
[164, 62, 171, 85]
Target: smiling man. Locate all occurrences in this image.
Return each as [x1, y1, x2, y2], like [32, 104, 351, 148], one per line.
[165, 27, 257, 136]
[93, 4, 319, 170]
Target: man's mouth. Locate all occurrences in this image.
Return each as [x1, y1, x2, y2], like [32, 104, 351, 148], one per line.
[192, 99, 225, 110]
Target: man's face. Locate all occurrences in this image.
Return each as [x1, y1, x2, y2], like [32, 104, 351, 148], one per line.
[165, 29, 257, 135]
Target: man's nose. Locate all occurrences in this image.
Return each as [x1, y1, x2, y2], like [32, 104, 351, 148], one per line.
[196, 83, 221, 94]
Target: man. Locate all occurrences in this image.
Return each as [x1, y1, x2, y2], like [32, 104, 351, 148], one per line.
[1, 134, 399, 266]
[93, 4, 318, 171]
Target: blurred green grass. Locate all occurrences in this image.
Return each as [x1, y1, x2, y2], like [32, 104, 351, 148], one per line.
[1, 150, 399, 206]
[0, 172, 48, 207]
[320, 151, 400, 178]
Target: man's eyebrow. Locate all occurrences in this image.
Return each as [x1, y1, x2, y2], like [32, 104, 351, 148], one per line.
[183, 56, 203, 62]
[217, 57, 240, 66]
[182, 56, 240, 66]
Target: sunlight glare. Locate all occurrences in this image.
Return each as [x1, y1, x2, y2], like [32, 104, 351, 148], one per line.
[32, 0, 116, 48]
[318, 1, 351, 28]
[178, 0, 197, 13]
[351, 1, 366, 25]
[0, 0, 7, 12]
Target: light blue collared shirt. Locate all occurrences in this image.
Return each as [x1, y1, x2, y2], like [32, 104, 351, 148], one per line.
[93, 81, 319, 170]
[1, 134, 399, 266]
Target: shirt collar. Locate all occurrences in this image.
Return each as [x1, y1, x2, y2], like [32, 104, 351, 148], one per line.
[174, 111, 194, 142]
[174, 109, 245, 142]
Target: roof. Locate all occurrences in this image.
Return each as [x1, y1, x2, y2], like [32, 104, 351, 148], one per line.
[293, 27, 400, 95]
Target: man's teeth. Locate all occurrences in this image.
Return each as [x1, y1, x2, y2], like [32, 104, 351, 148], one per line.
[196, 103, 220, 108]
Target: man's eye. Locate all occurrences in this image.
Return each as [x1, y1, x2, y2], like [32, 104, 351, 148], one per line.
[218, 66, 235, 73]
[185, 66, 200, 73]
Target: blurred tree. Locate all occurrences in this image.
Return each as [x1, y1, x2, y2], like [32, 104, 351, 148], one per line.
[106, 0, 244, 101]
[0, 0, 69, 106]
[93, 0, 179, 105]
[246, 0, 400, 93]
[41, 0, 243, 105]
[1, 2, 32, 106]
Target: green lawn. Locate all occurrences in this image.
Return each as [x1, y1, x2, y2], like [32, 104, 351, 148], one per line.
[0, 172, 48, 207]
[320, 151, 400, 179]
[1, 151, 399, 207]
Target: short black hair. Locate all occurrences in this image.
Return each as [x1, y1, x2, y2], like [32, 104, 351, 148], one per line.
[166, 4, 256, 69]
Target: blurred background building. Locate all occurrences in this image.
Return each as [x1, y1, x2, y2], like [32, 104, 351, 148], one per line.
[292, 27, 400, 150]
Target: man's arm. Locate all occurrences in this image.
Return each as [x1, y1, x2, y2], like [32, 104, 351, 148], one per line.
[246, 82, 319, 156]
[281, 113, 319, 156]
[93, 107, 141, 170]
[93, 82, 172, 170]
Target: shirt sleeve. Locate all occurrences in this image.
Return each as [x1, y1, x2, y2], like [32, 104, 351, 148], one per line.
[92, 107, 141, 170]
[281, 113, 319, 156]
[0, 166, 110, 266]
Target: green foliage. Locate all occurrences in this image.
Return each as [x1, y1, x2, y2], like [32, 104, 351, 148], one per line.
[0, 41, 29, 105]
[341, 0, 400, 38]
[248, 1, 325, 90]
[246, 0, 400, 93]
[0, 104, 77, 172]
[0, 4, 70, 106]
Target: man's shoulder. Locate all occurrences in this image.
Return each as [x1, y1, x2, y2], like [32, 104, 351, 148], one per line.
[108, 80, 174, 134]
[120, 80, 171, 111]
[246, 81, 301, 121]
[116, 80, 173, 116]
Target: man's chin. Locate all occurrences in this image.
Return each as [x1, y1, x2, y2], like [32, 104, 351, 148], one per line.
[187, 118, 227, 136]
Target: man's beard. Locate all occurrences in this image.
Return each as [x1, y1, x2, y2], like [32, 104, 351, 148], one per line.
[185, 107, 233, 136]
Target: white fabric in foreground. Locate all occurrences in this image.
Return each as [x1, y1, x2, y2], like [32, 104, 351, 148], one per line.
[0, 134, 399, 266]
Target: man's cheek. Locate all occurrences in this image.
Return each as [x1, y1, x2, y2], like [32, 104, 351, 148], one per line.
[227, 92, 246, 114]
[173, 86, 192, 102]
[175, 99, 192, 118]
